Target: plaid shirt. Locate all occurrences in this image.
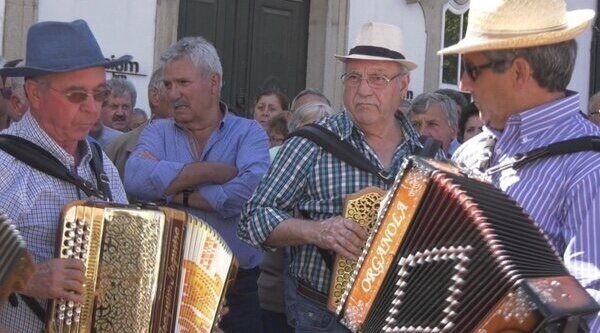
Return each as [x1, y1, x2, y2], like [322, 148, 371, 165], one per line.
[239, 110, 422, 293]
[0, 112, 127, 333]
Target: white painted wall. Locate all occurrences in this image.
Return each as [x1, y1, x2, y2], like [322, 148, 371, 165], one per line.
[38, 0, 157, 114]
[0, 0, 5, 59]
[567, 0, 596, 111]
[347, 0, 427, 98]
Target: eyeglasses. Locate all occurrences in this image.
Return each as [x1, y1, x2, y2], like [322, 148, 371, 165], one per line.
[341, 72, 404, 89]
[45, 84, 111, 104]
[462, 59, 512, 81]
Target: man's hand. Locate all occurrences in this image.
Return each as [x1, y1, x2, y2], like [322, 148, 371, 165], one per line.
[21, 258, 86, 303]
[172, 191, 215, 212]
[214, 305, 229, 333]
[165, 162, 238, 195]
[137, 151, 159, 161]
[313, 217, 369, 261]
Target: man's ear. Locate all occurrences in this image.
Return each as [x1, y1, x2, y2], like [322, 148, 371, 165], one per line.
[24, 80, 41, 109]
[512, 58, 532, 87]
[10, 94, 22, 113]
[400, 73, 411, 98]
[210, 73, 221, 95]
[148, 88, 160, 109]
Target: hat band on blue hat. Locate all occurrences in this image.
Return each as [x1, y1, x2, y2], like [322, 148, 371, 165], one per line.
[349, 45, 406, 60]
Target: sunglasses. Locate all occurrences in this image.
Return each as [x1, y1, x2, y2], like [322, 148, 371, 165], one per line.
[462, 59, 512, 81]
[45, 85, 111, 104]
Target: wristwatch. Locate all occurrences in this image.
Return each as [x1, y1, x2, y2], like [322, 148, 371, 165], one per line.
[182, 189, 193, 207]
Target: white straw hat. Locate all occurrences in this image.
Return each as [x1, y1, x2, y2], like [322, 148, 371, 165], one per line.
[336, 22, 418, 71]
[438, 0, 595, 55]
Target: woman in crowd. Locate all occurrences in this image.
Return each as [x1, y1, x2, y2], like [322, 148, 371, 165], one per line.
[253, 89, 289, 129]
[458, 103, 484, 143]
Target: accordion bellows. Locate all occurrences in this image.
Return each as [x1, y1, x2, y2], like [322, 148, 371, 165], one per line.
[335, 157, 599, 333]
[0, 213, 34, 305]
[47, 201, 237, 333]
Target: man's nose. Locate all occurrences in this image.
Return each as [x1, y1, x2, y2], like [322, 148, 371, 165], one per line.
[167, 86, 181, 101]
[459, 72, 473, 92]
[356, 77, 374, 95]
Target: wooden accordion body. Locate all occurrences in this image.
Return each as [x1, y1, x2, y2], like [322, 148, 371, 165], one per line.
[334, 157, 599, 333]
[47, 201, 238, 333]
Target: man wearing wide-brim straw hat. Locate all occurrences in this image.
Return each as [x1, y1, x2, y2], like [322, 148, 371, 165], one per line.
[240, 22, 424, 332]
[0, 19, 130, 332]
[445, 0, 600, 330]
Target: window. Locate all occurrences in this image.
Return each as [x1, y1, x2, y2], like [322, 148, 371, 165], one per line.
[440, 1, 469, 88]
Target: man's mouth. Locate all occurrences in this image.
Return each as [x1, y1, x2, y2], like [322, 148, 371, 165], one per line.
[112, 115, 126, 122]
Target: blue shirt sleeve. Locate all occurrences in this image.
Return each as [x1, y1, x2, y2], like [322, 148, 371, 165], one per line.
[197, 121, 270, 219]
[124, 121, 185, 202]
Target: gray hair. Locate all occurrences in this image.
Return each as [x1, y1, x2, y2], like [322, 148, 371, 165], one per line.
[9, 61, 25, 99]
[148, 67, 165, 95]
[288, 102, 334, 132]
[589, 91, 600, 115]
[434, 88, 469, 111]
[483, 39, 577, 92]
[161, 36, 223, 87]
[106, 78, 137, 106]
[408, 92, 459, 130]
[290, 88, 331, 111]
[133, 107, 148, 118]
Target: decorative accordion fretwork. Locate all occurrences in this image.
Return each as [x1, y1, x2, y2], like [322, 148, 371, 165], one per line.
[382, 246, 472, 333]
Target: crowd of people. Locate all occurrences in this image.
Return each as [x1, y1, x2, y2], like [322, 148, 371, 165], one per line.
[0, 0, 599, 332]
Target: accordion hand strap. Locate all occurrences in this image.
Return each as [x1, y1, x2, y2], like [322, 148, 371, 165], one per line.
[0, 134, 109, 200]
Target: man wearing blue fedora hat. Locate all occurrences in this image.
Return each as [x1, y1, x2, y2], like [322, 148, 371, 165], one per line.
[0, 19, 130, 332]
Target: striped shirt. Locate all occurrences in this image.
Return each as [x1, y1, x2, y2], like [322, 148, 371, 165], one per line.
[452, 92, 600, 330]
[239, 110, 422, 294]
[0, 112, 127, 333]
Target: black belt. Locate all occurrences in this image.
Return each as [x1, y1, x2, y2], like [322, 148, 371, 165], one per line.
[297, 280, 328, 305]
[236, 266, 260, 278]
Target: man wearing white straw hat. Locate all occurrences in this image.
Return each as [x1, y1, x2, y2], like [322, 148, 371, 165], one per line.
[442, 0, 600, 330]
[240, 22, 424, 332]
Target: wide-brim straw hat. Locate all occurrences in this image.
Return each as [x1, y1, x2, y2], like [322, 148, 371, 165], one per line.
[438, 0, 595, 55]
[336, 22, 418, 71]
[0, 19, 131, 77]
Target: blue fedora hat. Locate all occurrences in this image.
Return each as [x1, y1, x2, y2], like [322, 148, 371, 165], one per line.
[0, 19, 131, 77]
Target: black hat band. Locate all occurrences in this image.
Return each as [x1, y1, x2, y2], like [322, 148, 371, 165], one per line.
[349, 45, 406, 60]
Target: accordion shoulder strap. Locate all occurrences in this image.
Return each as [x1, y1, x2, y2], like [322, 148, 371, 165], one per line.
[0, 134, 110, 200]
[487, 136, 600, 174]
[89, 141, 112, 201]
[287, 123, 393, 184]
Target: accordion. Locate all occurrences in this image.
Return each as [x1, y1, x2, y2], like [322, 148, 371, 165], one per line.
[0, 212, 34, 305]
[333, 157, 599, 332]
[47, 201, 238, 333]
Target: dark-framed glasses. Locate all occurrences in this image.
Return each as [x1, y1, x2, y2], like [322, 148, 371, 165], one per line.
[462, 59, 512, 81]
[341, 72, 404, 89]
[46, 85, 111, 104]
